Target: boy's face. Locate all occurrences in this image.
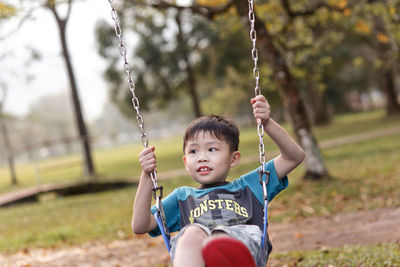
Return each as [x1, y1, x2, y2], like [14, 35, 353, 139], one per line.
[183, 131, 241, 185]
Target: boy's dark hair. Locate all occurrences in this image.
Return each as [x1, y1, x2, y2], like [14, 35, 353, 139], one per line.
[183, 115, 239, 153]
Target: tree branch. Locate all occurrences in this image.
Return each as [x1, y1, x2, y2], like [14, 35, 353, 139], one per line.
[281, 0, 349, 18]
[131, 0, 234, 19]
[0, 6, 38, 42]
[65, 0, 74, 21]
[282, 0, 385, 19]
[45, 0, 62, 23]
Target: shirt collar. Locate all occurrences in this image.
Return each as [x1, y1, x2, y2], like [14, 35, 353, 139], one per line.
[198, 181, 230, 189]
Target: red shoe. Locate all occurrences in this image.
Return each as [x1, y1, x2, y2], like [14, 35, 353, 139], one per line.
[202, 237, 256, 267]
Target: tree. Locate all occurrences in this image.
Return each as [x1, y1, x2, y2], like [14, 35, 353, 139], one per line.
[97, 4, 217, 118]
[44, 0, 96, 177]
[323, 0, 400, 115]
[1, 0, 97, 177]
[119, 0, 329, 179]
[0, 84, 18, 185]
[236, 0, 328, 179]
[369, 8, 400, 115]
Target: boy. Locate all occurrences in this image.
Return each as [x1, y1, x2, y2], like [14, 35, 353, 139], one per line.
[132, 95, 305, 267]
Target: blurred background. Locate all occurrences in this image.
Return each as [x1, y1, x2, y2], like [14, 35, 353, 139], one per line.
[1, 0, 399, 180]
[0, 0, 399, 265]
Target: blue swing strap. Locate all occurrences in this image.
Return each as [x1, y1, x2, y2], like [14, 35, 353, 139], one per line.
[259, 169, 270, 249]
[150, 172, 171, 253]
[154, 194, 171, 253]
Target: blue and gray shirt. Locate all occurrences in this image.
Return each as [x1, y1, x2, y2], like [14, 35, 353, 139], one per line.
[150, 159, 288, 236]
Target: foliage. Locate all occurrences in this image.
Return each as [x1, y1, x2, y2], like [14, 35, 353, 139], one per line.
[97, 0, 400, 123]
[97, 0, 284, 119]
[0, 2, 16, 20]
[225, 0, 400, 116]
[97, 4, 215, 117]
[201, 68, 251, 117]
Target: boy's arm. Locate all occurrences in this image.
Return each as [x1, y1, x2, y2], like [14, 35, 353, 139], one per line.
[132, 146, 158, 234]
[251, 95, 305, 179]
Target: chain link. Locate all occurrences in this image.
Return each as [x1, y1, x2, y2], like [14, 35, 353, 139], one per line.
[108, 0, 265, 198]
[248, 0, 266, 175]
[107, 0, 162, 197]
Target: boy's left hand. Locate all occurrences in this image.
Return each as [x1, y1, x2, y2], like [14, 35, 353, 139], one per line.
[251, 95, 270, 126]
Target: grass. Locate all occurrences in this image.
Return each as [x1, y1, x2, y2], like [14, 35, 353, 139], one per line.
[0, 109, 399, 264]
[266, 133, 400, 222]
[1, 109, 397, 192]
[0, 188, 135, 252]
[270, 244, 400, 266]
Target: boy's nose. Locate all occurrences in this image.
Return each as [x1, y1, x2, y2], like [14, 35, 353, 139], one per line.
[197, 151, 208, 162]
[198, 157, 208, 162]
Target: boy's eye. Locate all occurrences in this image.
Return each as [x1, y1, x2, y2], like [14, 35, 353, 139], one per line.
[189, 149, 197, 154]
[209, 147, 217, 152]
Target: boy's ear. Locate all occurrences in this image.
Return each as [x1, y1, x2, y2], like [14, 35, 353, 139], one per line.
[182, 155, 187, 168]
[230, 151, 241, 167]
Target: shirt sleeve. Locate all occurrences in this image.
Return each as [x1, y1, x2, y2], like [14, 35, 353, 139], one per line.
[239, 159, 288, 204]
[149, 188, 181, 237]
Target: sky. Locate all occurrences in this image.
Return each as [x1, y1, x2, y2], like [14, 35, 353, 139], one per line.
[2, 0, 117, 122]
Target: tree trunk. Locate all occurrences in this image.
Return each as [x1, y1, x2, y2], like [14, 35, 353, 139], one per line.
[373, 16, 400, 116]
[233, 0, 329, 179]
[175, 12, 202, 117]
[0, 114, 17, 185]
[306, 75, 331, 125]
[380, 66, 400, 115]
[53, 16, 96, 178]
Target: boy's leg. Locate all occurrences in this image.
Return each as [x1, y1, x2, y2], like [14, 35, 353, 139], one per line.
[173, 224, 208, 267]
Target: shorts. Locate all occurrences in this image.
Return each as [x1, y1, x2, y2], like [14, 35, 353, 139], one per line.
[169, 223, 272, 267]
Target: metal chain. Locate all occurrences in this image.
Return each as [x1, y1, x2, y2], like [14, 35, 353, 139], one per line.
[248, 0, 267, 177]
[107, 0, 162, 200]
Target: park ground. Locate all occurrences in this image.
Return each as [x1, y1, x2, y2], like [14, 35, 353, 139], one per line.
[1, 206, 400, 266]
[1, 117, 400, 266]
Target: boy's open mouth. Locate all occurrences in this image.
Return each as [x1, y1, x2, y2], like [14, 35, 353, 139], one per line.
[197, 166, 212, 173]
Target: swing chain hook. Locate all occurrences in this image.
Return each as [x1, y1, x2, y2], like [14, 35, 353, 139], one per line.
[151, 171, 163, 200]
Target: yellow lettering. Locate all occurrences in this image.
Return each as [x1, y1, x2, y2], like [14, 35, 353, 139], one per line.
[225, 199, 233, 211]
[215, 199, 224, 209]
[189, 199, 248, 220]
[241, 207, 248, 217]
[233, 201, 241, 215]
[208, 200, 216, 210]
[193, 207, 201, 217]
[199, 200, 208, 215]
[189, 209, 195, 223]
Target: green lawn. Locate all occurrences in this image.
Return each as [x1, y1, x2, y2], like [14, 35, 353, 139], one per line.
[1, 109, 397, 192]
[270, 244, 400, 266]
[0, 109, 399, 264]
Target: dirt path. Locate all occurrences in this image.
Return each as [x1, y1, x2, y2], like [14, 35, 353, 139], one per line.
[1, 207, 399, 267]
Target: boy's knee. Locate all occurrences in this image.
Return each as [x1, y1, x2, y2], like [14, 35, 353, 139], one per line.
[180, 225, 208, 243]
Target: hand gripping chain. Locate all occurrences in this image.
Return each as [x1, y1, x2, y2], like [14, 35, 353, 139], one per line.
[106, 0, 171, 252]
[248, 0, 270, 250]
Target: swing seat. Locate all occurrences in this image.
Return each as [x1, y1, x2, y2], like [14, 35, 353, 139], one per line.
[202, 237, 256, 267]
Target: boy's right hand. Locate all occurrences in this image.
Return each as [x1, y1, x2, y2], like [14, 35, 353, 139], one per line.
[139, 146, 157, 174]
